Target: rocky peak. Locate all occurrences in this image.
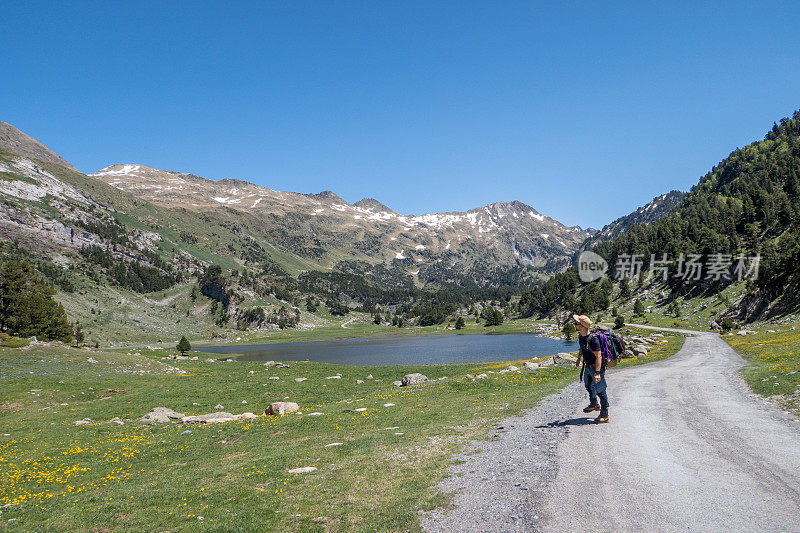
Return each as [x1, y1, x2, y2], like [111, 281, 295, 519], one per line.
[353, 198, 396, 214]
[0, 121, 76, 170]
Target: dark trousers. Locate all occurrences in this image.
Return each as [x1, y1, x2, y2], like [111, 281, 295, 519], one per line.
[583, 365, 609, 411]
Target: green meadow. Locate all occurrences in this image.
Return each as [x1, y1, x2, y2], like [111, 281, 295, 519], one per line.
[0, 328, 684, 531]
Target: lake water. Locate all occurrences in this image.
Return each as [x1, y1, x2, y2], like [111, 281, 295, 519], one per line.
[196, 333, 577, 366]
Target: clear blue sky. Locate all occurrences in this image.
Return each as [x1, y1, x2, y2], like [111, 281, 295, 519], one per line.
[4, 1, 800, 229]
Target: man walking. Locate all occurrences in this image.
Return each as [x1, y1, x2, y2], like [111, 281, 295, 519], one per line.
[573, 314, 609, 423]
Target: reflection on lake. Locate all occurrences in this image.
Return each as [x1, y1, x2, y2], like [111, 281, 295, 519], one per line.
[196, 333, 577, 366]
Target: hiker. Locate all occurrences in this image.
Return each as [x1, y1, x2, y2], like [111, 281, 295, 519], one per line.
[573, 314, 609, 424]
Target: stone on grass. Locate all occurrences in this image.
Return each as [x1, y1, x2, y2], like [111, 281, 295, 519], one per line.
[507, 365, 519, 371]
[294, 377, 307, 383]
[265, 402, 299, 415]
[401, 373, 428, 386]
[287, 466, 317, 474]
[264, 361, 277, 367]
[307, 412, 324, 416]
[356, 380, 364, 384]
[384, 403, 395, 407]
[553, 353, 578, 365]
[326, 375, 341, 379]
[366, 374, 373, 379]
[205, 358, 215, 363]
[393, 380, 403, 387]
[538, 358, 554, 367]
[476, 373, 489, 379]
[182, 412, 236, 424]
[109, 417, 124, 426]
[214, 404, 224, 410]
[522, 362, 539, 371]
[74, 418, 92, 426]
[632, 345, 649, 356]
[324, 442, 344, 447]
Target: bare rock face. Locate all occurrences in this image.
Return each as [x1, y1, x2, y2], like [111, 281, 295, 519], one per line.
[265, 402, 299, 415]
[401, 373, 428, 386]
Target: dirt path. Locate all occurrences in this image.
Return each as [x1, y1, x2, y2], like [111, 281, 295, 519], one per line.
[424, 329, 800, 532]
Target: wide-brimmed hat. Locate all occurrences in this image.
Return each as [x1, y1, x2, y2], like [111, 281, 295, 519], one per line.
[572, 314, 592, 329]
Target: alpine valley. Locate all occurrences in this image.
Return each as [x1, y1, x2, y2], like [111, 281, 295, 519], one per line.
[1, 110, 799, 347]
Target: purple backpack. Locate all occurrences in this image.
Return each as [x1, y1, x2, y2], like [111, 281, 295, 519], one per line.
[590, 326, 626, 367]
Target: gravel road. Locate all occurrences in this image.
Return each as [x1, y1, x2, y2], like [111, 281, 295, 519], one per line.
[424, 329, 800, 532]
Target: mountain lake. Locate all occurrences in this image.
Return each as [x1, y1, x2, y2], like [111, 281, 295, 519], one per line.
[196, 333, 577, 366]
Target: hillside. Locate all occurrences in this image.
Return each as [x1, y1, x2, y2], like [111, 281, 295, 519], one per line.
[0, 122, 592, 346]
[0, 121, 76, 170]
[525, 110, 800, 323]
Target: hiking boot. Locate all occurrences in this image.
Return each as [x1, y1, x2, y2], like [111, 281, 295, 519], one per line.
[583, 403, 600, 413]
[594, 411, 609, 424]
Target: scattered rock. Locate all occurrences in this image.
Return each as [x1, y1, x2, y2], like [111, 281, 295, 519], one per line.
[553, 353, 578, 365]
[181, 430, 192, 435]
[366, 374, 374, 379]
[353, 407, 367, 412]
[393, 380, 403, 387]
[476, 373, 489, 379]
[215, 404, 224, 410]
[507, 365, 519, 371]
[205, 358, 215, 363]
[270, 376, 279, 380]
[384, 403, 395, 407]
[326, 375, 341, 380]
[74, 418, 92, 426]
[265, 402, 299, 415]
[522, 362, 539, 371]
[307, 412, 324, 416]
[324, 442, 344, 447]
[182, 412, 235, 424]
[401, 373, 428, 386]
[264, 361, 277, 367]
[287, 466, 317, 474]
[109, 417, 124, 426]
[632, 345, 649, 356]
[356, 380, 364, 384]
[241, 400, 247, 404]
[538, 358, 554, 367]
[294, 377, 307, 383]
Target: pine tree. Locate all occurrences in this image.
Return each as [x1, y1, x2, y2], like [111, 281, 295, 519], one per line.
[633, 299, 644, 316]
[455, 316, 465, 330]
[562, 322, 576, 340]
[614, 315, 625, 329]
[74, 323, 85, 347]
[176, 336, 192, 355]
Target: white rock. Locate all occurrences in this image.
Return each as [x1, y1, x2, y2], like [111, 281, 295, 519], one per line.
[307, 412, 324, 416]
[401, 373, 428, 386]
[74, 418, 92, 426]
[356, 380, 364, 384]
[265, 402, 299, 415]
[383, 403, 395, 407]
[326, 375, 341, 379]
[324, 442, 344, 447]
[215, 404, 224, 410]
[287, 466, 317, 474]
[294, 377, 307, 383]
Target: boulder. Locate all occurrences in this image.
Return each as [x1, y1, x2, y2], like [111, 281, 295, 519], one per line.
[265, 402, 299, 416]
[553, 353, 578, 365]
[476, 373, 489, 379]
[109, 417, 124, 426]
[151, 407, 185, 420]
[506, 365, 519, 372]
[74, 418, 92, 426]
[393, 380, 403, 387]
[366, 374, 374, 379]
[632, 345, 649, 356]
[214, 404, 224, 410]
[622, 349, 635, 359]
[538, 358, 554, 367]
[264, 361, 277, 367]
[141, 411, 170, 424]
[205, 358, 215, 363]
[356, 380, 364, 384]
[401, 373, 428, 386]
[522, 361, 539, 371]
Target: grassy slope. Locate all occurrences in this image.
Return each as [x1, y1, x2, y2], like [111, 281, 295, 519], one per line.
[723, 321, 800, 418]
[0, 332, 684, 532]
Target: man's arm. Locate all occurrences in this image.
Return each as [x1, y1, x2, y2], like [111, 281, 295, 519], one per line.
[593, 349, 603, 382]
